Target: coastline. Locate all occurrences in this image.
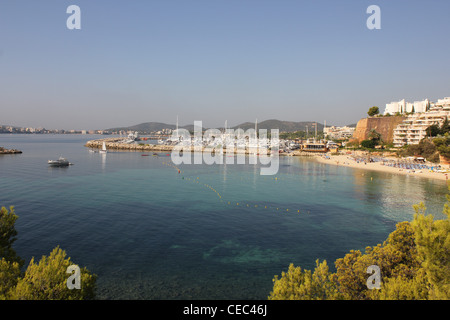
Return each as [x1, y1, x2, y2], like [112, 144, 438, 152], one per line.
[313, 153, 449, 182]
[84, 138, 449, 182]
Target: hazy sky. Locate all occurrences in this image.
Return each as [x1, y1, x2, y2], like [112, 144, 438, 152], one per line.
[1, 0, 449, 130]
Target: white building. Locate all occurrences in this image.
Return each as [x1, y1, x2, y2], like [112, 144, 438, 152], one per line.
[384, 99, 429, 115]
[384, 99, 406, 115]
[433, 97, 450, 108]
[324, 126, 355, 140]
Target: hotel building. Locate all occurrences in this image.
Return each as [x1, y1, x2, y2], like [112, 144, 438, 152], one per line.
[384, 99, 430, 115]
[392, 97, 450, 147]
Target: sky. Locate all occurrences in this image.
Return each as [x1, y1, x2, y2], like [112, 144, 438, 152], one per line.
[1, 0, 449, 130]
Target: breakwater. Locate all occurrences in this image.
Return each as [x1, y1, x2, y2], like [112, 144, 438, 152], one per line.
[85, 138, 175, 152]
[0, 147, 22, 154]
[84, 138, 274, 155]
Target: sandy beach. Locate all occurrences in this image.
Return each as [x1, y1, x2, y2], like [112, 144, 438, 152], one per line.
[313, 153, 450, 182]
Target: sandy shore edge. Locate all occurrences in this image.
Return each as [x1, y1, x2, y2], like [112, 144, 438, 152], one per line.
[313, 154, 449, 182]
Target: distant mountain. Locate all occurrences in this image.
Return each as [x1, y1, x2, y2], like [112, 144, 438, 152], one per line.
[105, 120, 327, 134]
[105, 122, 204, 133]
[105, 122, 175, 133]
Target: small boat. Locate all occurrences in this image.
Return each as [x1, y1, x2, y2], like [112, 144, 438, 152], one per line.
[99, 142, 107, 154]
[48, 157, 71, 167]
[141, 154, 149, 157]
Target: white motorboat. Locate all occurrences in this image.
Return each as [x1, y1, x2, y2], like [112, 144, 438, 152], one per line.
[48, 157, 71, 167]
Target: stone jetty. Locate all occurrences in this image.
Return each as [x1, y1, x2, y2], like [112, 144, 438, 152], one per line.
[84, 138, 272, 155]
[85, 138, 176, 152]
[0, 147, 22, 154]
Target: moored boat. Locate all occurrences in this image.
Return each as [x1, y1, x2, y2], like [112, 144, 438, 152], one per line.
[48, 157, 71, 167]
[99, 142, 107, 154]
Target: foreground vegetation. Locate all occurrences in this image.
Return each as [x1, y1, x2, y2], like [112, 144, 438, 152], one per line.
[0, 206, 97, 300]
[269, 187, 449, 300]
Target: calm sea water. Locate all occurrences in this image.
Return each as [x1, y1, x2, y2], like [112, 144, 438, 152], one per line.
[0, 134, 447, 299]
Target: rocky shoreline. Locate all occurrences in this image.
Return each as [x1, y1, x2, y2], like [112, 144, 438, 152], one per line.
[0, 147, 22, 154]
[85, 138, 180, 152]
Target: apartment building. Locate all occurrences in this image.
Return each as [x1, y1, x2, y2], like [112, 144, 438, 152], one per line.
[324, 126, 355, 140]
[393, 101, 450, 147]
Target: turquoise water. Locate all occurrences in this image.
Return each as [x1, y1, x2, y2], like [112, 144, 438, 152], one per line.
[0, 134, 447, 299]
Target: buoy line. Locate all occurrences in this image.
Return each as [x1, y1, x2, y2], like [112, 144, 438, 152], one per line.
[157, 158, 311, 215]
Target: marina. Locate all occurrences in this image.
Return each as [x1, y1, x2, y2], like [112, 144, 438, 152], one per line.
[84, 136, 334, 155]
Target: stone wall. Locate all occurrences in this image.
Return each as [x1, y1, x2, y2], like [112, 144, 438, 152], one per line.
[351, 116, 406, 143]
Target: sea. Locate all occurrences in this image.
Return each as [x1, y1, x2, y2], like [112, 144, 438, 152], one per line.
[0, 134, 447, 300]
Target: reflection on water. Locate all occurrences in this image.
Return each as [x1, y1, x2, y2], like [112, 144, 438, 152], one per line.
[101, 152, 107, 171]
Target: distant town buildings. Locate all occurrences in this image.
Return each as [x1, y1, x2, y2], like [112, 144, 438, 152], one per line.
[324, 126, 355, 140]
[0, 125, 109, 135]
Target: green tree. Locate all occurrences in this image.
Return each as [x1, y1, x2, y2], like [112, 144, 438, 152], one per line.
[440, 118, 450, 134]
[433, 136, 450, 159]
[10, 246, 97, 300]
[361, 140, 376, 149]
[0, 206, 97, 300]
[268, 260, 341, 300]
[0, 259, 21, 299]
[400, 138, 439, 162]
[411, 202, 450, 299]
[426, 124, 441, 137]
[269, 186, 450, 300]
[367, 106, 380, 117]
[0, 206, 23, 267]
[333, 221, 422, 300]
